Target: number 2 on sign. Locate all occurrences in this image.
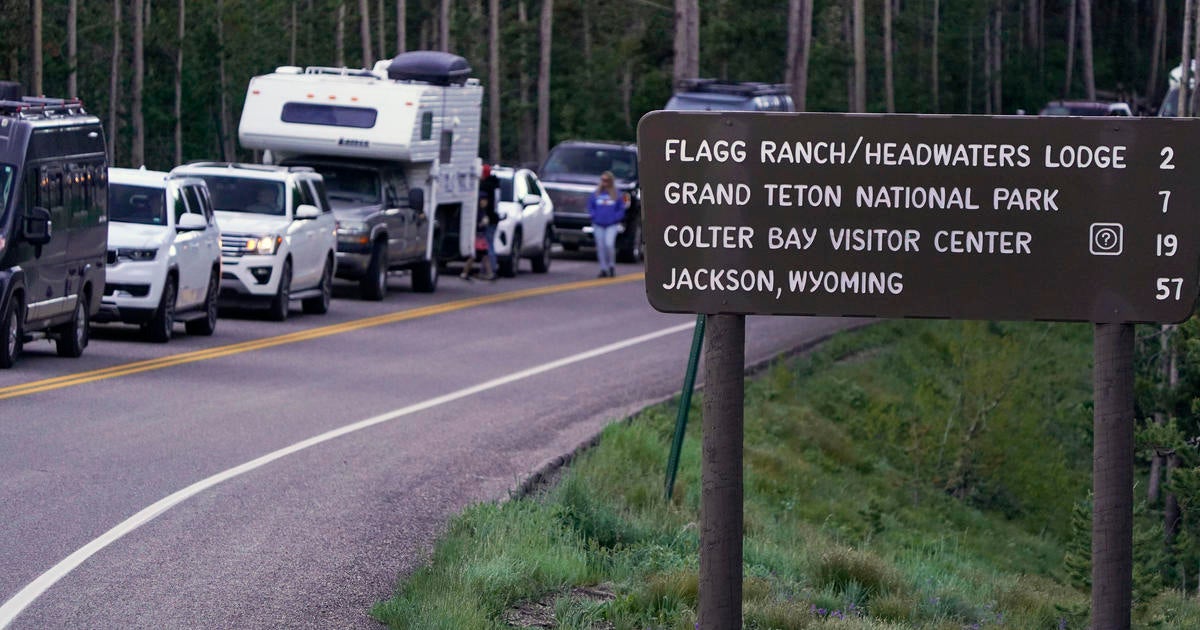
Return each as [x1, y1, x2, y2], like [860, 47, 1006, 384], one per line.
[1159, 190, 1171, 213]
[1157, 278, 1183, 300]
[1161, 147, 1176, 170]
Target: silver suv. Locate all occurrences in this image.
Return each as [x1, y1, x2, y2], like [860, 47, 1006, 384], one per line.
[170, 163, 338, 321]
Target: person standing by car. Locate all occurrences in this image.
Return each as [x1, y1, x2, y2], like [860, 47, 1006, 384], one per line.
[462, 164, 502, 280]
[588, 171, 626, 278]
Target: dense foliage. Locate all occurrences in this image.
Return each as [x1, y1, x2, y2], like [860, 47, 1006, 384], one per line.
[0, 0, 1189, 171]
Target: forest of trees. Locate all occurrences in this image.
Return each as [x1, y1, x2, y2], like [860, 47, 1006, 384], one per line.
[1, 0, 1196, 173]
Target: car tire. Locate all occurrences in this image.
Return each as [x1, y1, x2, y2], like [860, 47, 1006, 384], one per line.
[360, 241, 388, 301]
[0, 296, 23, 369]
[186, 269, 220, 336]
[412, 257, 438, 293]
[268, 260, 292, 322]
[617, 218, 643, 263]
[144, 276, 177, 343]
[56, 293, 89, 358]
[498, 231, 521, 277]
[303, 258, 333, 314]
[531, 230, 551, 274]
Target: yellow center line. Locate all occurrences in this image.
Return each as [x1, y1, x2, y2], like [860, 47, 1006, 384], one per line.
[0, 273, 645, 401]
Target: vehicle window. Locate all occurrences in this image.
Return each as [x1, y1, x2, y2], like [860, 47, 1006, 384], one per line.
[281, 102, 377, 128]
[195, 185, 215, 222]
[109, 183, 168, 225]
[196, 175, 286, 216]
[171, 187, 189, 222]
[498, 175, 514, 202]
[182, 186, 207, 220]
[316, 166, 380, 204]
[292, 180, 315, 212]
[523, 174, 541, 199]
[1160, 88, 1180, 116]
[383, 171, 407, 207]
[307, 179, 333, 213]
[0, 165, 13, 218]
[540, 147, 638, 181]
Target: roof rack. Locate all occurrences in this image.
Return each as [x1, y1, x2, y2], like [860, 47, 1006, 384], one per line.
[303, 66, 380, 79]
[184, 161, 314, 174]
[0, 96, 88, 119]
[675, 78, 790, 97]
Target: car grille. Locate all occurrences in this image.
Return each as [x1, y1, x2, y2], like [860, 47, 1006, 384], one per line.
[544, 187, 591, 217]
[221, 234, 253, 258]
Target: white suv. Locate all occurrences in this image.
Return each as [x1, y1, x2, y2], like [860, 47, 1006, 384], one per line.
[97, 168, 222, 341]
[170, 163, 337, 321]
[492, 166, 555, 276]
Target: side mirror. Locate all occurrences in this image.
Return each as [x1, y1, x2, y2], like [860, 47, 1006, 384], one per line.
[521, 193, 542, 207]
[23, 207, 52, 246]
[294, 204, 320, 220]
[408, 188, 425, 213]
[176, 213, 207, 231]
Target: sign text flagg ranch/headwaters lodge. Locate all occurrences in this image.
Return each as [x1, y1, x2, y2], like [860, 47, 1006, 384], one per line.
[637, 112, 1200, 323]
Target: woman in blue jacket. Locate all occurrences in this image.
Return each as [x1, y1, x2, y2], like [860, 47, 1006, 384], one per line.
[587, 171, 627, 278]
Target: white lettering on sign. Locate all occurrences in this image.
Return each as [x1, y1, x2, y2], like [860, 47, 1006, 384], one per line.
[760, 140, 849, 165]
[662, 267, 775, 292]
[763, 184, 843, 207]
[788, 270, 904, 294]
[1043, 145, 1127, 169]
[664, 139, 747, 162]
[933, 230, 1032, 254]
[662, 225, 754, 249]
[829, 228, 921, 252]
[855, 186, 979, 210]
[863, 142, 1030, 167]
[992, 188, 1059, 211]
[663, 182, 752, 205]
[767, 227, 818, 250]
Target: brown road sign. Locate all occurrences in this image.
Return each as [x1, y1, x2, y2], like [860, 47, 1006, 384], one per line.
[637, 111, 1200, 323]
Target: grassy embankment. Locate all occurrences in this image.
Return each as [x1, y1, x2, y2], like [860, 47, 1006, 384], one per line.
[372, 320, 1200, 629]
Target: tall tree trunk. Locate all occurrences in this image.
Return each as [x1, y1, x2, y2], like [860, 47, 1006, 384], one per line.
[440, 0, 451, 52]
[1148, 325, 1174, 505]
[175, 0, 185, 166]
[582, 0, 592, 66]
[1025, 0, 1038, 51]
[67, 0, 77, 97]
[397, 0, 406, 53]
[932, 0, 939, 112]
[688, 0, 699, 76]
[132, 0, 145, 167]
[984, 14, 993, 114]
[1064, 0, 1077, 97]
[992, 2, 1003, 113]
[673, 0, 690, 85]
[1191, 2, 1200, 116]
[536, 0, 553, 163]
[517, 0, 534, 165]
[217, 0, 235, 161]
[488, 0, 500, 162]
[883, 0, 894, 112]
[377, 0, 385, 58]
[1147, 0, 1166, 107]
[360, 0, 373, 65]
[1181, 0, 1194, 116]
[852, 0, 865, 112]
[785, 0, 813, 111]
[1079, 0, 1095, 100]
[30, 0, 42, 95]
[109, 0, 121, 163]
[290, 1, 298, 65]
[336, 3, 346, 67]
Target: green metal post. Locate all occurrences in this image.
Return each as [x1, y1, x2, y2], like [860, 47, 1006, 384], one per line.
[665, 314, 706, 500]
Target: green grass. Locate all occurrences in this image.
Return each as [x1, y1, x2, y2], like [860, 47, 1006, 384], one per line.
[372, 320, 1200, 629]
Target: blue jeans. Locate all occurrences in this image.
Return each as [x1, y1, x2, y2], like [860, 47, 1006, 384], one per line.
[484, 224, 498, 272]
[593, 223, 619, 272]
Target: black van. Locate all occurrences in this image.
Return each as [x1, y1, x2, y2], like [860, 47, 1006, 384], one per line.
[0, 94, 108, 368]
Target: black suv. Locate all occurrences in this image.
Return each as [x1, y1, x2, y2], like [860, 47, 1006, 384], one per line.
[0, 92, 108, 367]
[539, 140, 642, 263]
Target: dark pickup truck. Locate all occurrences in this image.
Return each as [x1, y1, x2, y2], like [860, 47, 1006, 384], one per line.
[538, 140, 642, 263]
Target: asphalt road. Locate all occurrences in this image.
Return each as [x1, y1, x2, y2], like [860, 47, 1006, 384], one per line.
[0, 253, 858, 629]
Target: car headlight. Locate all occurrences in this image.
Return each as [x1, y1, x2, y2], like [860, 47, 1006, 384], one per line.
[246, 235, 282, 255]
[117, 247, 158, 261]
[337, 221, 370, 245]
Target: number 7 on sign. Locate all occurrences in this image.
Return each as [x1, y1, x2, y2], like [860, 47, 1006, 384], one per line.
[1159, 190, 1171, 213]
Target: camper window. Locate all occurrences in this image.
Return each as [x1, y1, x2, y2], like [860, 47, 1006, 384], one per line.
[440, 131, 453, 164]
[420, 112, 434, 140]
[281, 102, 378, 129]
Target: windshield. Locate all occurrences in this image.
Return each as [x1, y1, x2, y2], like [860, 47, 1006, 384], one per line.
[196, 176, 286, 215]
[541, 147, 637, 181]
[316, 166, 381, 204]
[109, 183, 167, 225]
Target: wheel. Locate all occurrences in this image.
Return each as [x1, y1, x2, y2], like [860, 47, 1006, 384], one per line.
[144, 276, 176, 343]
[531, 230, 552, 274]
[303, 258, 333, 314]
[56, 293, 89, 358]
[267, 260, 292, 321]
[498, 231, 521, 277]
[412, 257, 439, 293]
[360, 241, 388, 301]
[186, 269, 220, 336]
[0, 296, 23, 369]
[617, 218, 643, 263]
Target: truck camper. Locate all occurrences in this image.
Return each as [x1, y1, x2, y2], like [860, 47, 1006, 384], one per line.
[238, 51, 482, 294]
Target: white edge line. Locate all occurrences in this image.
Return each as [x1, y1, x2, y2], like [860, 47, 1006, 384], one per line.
[0, 322, 695, 628]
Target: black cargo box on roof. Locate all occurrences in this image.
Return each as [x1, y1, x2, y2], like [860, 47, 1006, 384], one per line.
[387, 51, 471, 85]
[0, 81, 22, 101]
